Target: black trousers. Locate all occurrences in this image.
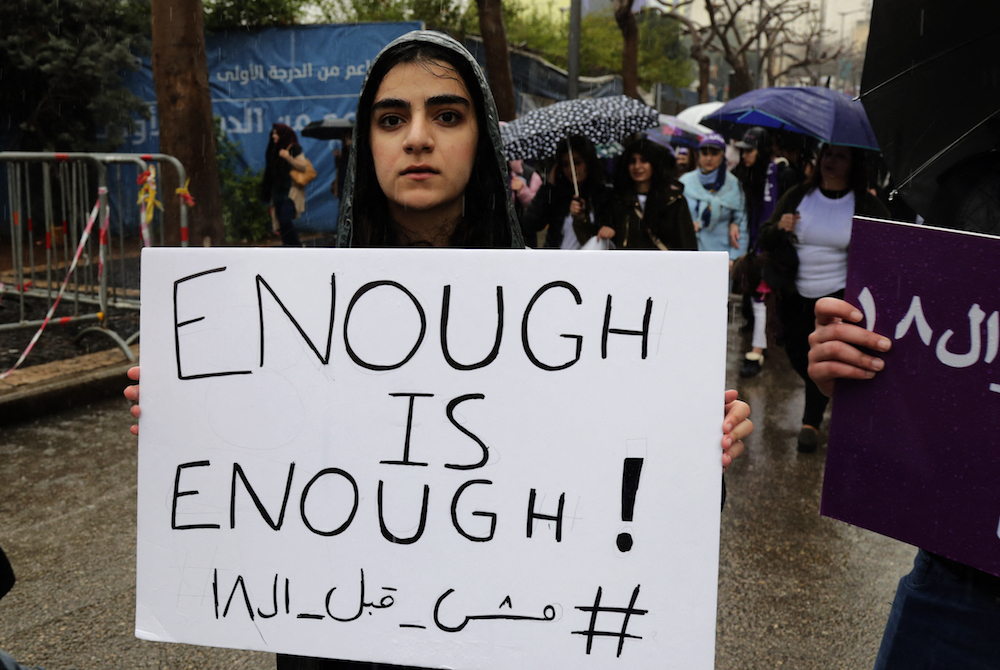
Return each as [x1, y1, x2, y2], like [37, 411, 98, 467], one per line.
[277, 199, 302, 247]
[778, 290, 843, 429]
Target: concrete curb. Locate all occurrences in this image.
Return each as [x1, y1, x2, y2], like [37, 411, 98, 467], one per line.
[0, 347, 138, 426]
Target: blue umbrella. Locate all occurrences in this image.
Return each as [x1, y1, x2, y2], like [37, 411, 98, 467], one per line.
[702, 86, 879, 150]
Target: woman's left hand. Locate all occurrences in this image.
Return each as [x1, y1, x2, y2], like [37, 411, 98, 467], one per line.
[729, 222, 740, 249]
[279, 148, 291, 161]
[722, 389, 751, 473]
[596, 225, 615, 240]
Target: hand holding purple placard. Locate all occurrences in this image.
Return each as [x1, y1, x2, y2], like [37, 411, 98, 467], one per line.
[819, 216, 1000, 578]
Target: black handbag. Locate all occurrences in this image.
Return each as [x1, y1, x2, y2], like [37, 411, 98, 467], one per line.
[761, 230, 799, 295]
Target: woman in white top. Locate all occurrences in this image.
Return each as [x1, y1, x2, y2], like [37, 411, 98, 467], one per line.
[758, 143, 889, 452]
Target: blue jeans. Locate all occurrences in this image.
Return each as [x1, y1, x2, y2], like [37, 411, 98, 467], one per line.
[874, 549, 1000, 670]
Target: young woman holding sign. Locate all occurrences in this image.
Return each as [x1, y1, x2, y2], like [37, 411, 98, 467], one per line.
[123, 30, 753, 669]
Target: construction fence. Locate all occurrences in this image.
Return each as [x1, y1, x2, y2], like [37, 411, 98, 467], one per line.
[0, 151, 191, 377]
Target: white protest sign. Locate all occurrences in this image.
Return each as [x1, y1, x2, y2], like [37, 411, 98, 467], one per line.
[135, 247, 729, 669]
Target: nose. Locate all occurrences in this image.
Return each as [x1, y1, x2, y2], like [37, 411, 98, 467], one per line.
[403, 114, 433, 154]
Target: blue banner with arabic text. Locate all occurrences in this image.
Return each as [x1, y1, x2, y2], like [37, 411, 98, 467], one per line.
[123, 22, 422, 235]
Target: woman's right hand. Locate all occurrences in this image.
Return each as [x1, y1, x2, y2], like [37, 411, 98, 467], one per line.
[569, 197, 586, 219]
[807, 298, 891, 397]
[778, 212, 800, 232]
[124, 366, 141, 436]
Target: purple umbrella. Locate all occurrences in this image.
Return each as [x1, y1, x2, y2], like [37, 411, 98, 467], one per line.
[701, 86, 879, 150]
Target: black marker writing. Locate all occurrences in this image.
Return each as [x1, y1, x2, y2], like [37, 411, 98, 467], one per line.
[299, 468, 358, 537]
[444, 394, 489, 470]
[521, 281, 583, 371]
[440, 285, 504, 370]
[324, 569, 396, 622]
[381, 393, 434, 467]
[174, 267, 252, 380]
[172, 274, 659, 379]
[573, 585, 648, 657]
[344, 281, 427, 371]
[173, 461, 565, 544]
[433, 588, 556, 632]
[450, 479, 496, 542]
[230, 462, 295, 530]
[212, 569, 396, 622]
[378, 480, 430, 544]
[602, 295, 652, 359]
[526, 488, 565, 542]
[616, 458, 644, 552]
[172, 461, 220, 530]
[257, 273, 336, 367]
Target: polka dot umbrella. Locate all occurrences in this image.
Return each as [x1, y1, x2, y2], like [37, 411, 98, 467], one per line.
[500, 95, 659, 162]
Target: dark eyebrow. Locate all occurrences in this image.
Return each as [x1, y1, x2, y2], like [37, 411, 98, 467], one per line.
[372, 98, 408, 113]
[426, 94, 471, 108]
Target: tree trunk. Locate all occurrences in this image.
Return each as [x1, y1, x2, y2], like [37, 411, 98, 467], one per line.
[614, 0, 640, 99]
[151, 0, 225, 247]
[475, 0, 517, 121]
[728, 60, 755, 98]
[692, 43, 712, 103]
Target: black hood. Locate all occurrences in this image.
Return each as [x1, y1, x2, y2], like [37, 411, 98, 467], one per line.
[335, 30, 522, 248]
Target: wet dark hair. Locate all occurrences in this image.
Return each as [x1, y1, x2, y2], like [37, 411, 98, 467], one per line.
[552, 134, 605, 196]
[349, 41, 514, 248]
[805, 143, 869, 196]
[613, 137, 676, 193]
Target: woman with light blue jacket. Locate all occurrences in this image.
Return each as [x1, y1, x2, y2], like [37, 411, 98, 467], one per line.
[679, 133, 747, 264]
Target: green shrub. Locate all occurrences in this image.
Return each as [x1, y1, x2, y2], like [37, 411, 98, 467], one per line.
[216, 123, 272, 245]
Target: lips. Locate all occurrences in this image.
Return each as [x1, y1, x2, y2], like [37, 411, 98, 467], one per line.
[401, 165, 439, 176]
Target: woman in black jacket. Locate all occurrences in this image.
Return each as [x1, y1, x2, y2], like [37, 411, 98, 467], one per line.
[521, 134, 612, 249]
[600, 137, 697, 250]
[261, 123, 309, 247]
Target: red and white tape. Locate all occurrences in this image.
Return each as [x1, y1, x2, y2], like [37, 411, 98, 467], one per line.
[1, 188, 107, 380]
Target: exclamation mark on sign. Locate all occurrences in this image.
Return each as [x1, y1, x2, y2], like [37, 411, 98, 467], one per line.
[616, 457, 644, 552]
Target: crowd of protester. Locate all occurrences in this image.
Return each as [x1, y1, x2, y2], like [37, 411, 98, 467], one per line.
[129, 29, 1000, 668]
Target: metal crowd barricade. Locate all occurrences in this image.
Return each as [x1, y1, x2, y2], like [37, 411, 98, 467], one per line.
[0, 151, 192, 371]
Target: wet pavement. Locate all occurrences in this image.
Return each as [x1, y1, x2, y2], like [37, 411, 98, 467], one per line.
[0, 316, 916, 670]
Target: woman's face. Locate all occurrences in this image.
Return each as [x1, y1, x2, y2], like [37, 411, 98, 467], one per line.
[369, 59, 478, 221]
[820, 145, 852, 185]
[271, 130, 279, 144]
[699, 146, 723, 173]
[741, 147, 758, 168]
[628, 153, 653, 188]
[676, 152, 689, 168]
[560, 151, 588, 183]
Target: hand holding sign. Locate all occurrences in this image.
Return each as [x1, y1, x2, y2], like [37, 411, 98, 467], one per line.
[817, 216, 1000, 578]
[807, 297, 891, 397]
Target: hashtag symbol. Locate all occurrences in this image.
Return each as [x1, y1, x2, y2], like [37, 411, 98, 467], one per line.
[572, 585, 648, 657]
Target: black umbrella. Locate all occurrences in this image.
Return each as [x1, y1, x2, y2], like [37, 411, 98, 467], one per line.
[500, 95, 659, 162]
[301, 117, 354, 140]
[859, 1, 1000, 218]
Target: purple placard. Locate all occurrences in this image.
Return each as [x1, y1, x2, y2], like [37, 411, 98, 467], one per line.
[821, 217, 1000, 577]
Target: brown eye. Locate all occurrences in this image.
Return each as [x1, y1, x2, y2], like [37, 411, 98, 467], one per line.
[378, 114, 404, 129]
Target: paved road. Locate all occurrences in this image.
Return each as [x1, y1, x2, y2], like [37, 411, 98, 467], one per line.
[0, 320, 915, 670]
